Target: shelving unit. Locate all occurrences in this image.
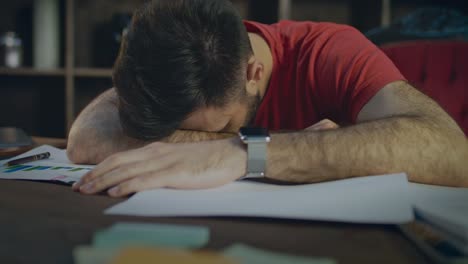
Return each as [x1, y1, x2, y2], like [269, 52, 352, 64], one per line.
[2, 0, 458, 137]
[73, 68, 113, 78]
[0, 67, 66, 77]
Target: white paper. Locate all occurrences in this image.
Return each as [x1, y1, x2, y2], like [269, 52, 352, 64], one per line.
[106, 173, 414, 224]
[409, 183, 468, 252]
[0, 145, 94, 184]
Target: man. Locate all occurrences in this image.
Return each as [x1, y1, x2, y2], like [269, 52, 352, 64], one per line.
[69, 0, 468, 197]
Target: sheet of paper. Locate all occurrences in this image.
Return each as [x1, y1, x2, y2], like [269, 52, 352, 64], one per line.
[93, 222, 209, 250]
[409, 183, 468, 252]
[0, 145, 94, 184]
[223, 244, 336, 264]
[106, 173, 414, 224]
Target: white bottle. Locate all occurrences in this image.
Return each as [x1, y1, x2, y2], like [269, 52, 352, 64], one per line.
[33, 0, 59, 69]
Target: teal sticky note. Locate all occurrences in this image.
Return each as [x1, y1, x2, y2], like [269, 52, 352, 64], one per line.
[93, 222, 209, 250]
[223, 244, 336, 264]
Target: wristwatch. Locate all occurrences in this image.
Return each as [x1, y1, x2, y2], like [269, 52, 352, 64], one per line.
[238, 127, 271, 178]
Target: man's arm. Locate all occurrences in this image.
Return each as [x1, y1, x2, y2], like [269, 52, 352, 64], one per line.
[267, 81, 467, 186]
[67, 89, 232, 164]
[72, 81, 467, 197]
[67, 89, 145, 164]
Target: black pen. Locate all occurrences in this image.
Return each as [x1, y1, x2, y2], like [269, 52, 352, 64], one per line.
[5, 152, 51, 167]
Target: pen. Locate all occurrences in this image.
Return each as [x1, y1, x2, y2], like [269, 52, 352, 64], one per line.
[5, 152, 51, 167]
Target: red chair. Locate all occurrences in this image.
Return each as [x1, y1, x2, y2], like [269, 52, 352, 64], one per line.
[380, 41, 468, 136]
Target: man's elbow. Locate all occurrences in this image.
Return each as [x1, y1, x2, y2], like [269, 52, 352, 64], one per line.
[66, 137, 91, 164]
[66, 126, 99, 164]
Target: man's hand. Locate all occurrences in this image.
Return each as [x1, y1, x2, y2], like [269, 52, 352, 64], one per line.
[72, 138, 247, 197]
[304, 119, 339, 131]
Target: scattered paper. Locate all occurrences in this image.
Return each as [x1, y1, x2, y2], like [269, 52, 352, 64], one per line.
[0, 145, 94, 184]
[223, 244, 335, 264]
[93, 222, 210, 250]
[409, 183, 468, 253]
[106, 173, 414, 224]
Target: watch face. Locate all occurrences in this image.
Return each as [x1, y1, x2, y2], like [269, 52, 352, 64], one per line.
[240, 127, 269, 136]
[239, 127, 270, 142]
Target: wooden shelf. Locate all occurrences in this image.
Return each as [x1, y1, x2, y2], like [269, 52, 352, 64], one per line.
[0, 67, 66, 77]
[74, 68, 113, 78]
[0, 67, 113, 78]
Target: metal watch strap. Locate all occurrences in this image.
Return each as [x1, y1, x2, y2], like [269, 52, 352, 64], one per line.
[243, 141, 267, 178]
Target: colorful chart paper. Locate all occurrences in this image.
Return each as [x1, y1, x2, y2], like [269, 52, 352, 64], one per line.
[0, 145, 94, 184]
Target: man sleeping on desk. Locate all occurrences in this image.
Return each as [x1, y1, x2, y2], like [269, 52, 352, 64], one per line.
[68, 0, 468, 197]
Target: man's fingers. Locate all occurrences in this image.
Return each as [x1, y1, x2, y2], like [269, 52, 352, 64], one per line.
[304, 119, 339, 131]
[73, 150, 144, 191]
[79, 154, 176, 194]
[72, 154, 125, 191]
[320, 120, 339, 129]
[79, 163, 145, 194]
[107, 172, 170, 197]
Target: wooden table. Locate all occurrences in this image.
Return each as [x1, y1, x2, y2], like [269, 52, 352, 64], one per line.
[0, 136, 67, 159]
[0, 139, 430, 264]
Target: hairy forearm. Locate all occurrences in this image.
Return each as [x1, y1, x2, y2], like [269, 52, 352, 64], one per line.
[267, 116, 468, 187]
[163, 130, 234, 143]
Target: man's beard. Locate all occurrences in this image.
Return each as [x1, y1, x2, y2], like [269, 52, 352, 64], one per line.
[243, 93, 262, 126]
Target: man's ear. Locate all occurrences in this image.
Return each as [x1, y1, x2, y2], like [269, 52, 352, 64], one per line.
[246, 56, 264, 96]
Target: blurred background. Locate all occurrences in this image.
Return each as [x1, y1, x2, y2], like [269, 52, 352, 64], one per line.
[0, 0, 466, 138]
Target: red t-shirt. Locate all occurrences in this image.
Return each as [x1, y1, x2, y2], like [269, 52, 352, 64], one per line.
[245, 20, 405, 130]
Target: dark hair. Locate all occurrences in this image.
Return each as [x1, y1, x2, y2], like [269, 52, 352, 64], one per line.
[113, 0, 253, 140]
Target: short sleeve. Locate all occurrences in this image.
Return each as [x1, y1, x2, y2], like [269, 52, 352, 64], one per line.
[313, 26, 406, 123]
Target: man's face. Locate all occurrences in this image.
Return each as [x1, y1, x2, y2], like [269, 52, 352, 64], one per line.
[180, 93, 261, 133]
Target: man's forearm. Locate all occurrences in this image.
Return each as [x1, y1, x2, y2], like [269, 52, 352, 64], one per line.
[267, 116, 468, 187]
[68, 89, 234, 164]
[69, 126, 232, 165]
[162, 130, 234, 143]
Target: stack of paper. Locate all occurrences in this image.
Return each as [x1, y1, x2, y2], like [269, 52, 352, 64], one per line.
[408, 183, 468, 254]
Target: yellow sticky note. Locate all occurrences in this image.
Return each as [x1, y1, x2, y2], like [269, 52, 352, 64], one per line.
[110, 247, 238, 264]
